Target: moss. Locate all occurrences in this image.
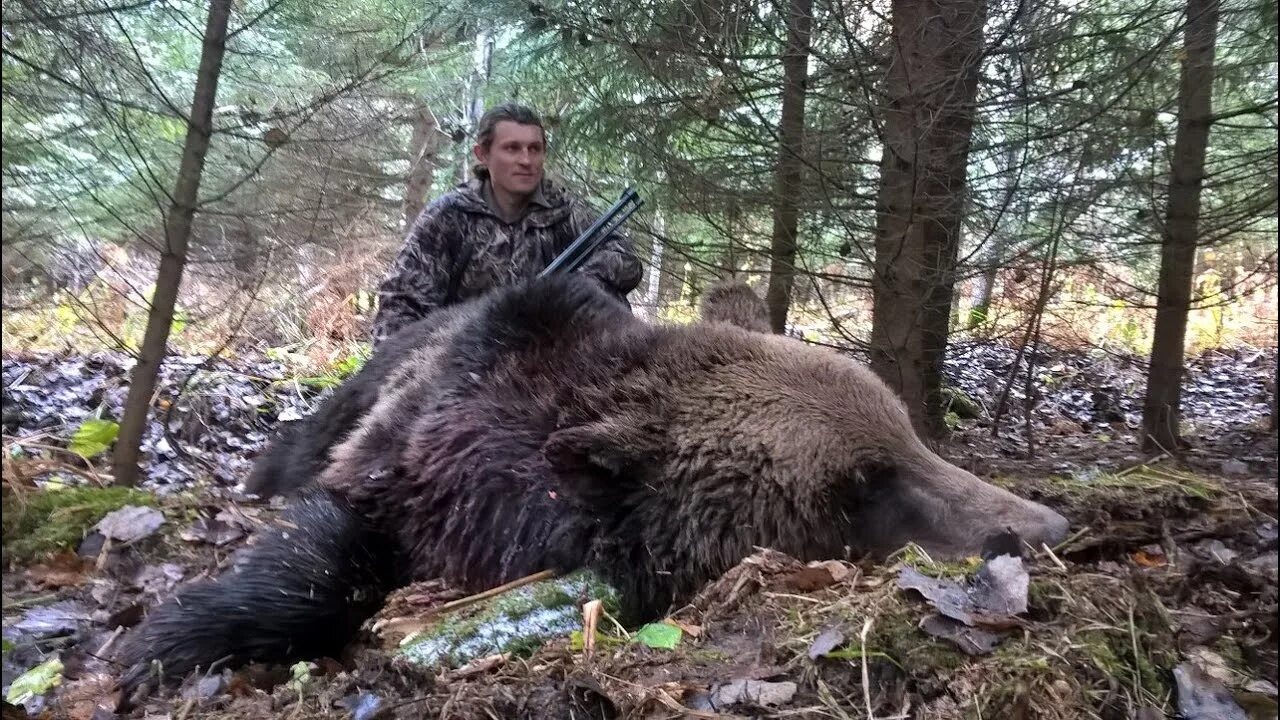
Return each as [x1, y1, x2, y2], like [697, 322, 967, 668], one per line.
[941, 386, 982, 419]
[1077, 620, 1176, 700]
[399, 569, 620, 668]
[893, 545, 983, 579]
[1047, 465, 1221, 504]
[2, 484, 157, 564]
[1213, 635, 1246, 669]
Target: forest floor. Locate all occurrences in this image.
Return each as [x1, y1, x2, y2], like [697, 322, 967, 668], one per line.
[1, 341, 1276, 719]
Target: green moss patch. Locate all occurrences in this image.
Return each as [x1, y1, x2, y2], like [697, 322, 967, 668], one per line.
[398, 569, 620, 668]
[2, 484, 156, 564]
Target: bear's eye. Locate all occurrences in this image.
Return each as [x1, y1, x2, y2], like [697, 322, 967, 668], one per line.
[851, 459, 897, 485]
[828, 459, 899, 511]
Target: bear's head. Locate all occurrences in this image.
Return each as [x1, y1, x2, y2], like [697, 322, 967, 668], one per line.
[698, 278, 772, 333]
[543, 320, 1069, 611]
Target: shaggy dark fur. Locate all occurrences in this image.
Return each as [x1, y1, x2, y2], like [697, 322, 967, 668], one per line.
[243, 304, 471, 499]
[116, 490, 396, 706]
[116, 274, 1068, 705]
[698, 278, 771, 332]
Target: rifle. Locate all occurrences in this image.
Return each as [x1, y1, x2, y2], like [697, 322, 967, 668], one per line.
[539, 187, 644, 277]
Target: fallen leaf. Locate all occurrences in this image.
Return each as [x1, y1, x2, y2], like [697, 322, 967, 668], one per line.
[918, 614, 1007, 655]
[969, 554, 1028, 616]
[5, 657, 63, 705]
[179, 517, 244, 546]
[898, 555, 1030, 630]
[897, 568, 975, 624]
[634, 622, 682, 650]
[779, 565, 840, 592]
[27, 554, 91, 589]
[338, 692, 386, 720]
[13, 601, 92, 637]
[1186, 646, 1239, 686]
[1132, 549, 1168, 568]
[1245, 679, 1278, 696]
[1174, 661, 1249, 720]
[808, 626, 846, 660]
[711, 679, 796, 708]
[669, 620, 702, 638]
[449, 653, 510, 679]
[68, 419, 118, 459]
[181, 674, 225, 702]
[1191, 539, 1239, 564]
[806, 560, 852, 582]
[95, 506, 164, 543]
[131, 563, 185, 596]
[52, 674, 115, 720]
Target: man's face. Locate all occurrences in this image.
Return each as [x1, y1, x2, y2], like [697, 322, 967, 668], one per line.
[474, 121, 545, 198]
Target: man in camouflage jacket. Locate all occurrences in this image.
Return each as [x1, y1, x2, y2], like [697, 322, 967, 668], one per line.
[372, 104, 643, 346]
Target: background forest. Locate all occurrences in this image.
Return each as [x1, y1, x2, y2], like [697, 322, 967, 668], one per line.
[2, 0, 1277, 482]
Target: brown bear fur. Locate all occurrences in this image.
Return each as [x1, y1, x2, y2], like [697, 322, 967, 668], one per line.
[698, 278, 772, 333]
[116, 275, 1067, 703]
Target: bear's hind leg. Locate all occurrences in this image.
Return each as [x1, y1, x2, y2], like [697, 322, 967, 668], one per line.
[115, 490, 397, 707]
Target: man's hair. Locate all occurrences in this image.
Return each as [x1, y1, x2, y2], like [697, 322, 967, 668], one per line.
[475, 103, 546, 150]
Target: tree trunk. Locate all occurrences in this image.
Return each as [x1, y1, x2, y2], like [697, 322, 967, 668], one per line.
[111, 0, 232, 486]
[763, 0, 812, 333]
[968, 144, 1022, 328]
[460, 29, 494, 184]
[639, 210, 666, 318]
[404, 104, 445, 229]
[1142, 0, 1220, 453]
[869, 0, 986, 438]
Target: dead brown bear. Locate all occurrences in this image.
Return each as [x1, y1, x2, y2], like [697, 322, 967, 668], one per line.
[115, 274, 1067, 703]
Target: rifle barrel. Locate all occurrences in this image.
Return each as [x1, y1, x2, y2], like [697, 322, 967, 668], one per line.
[539, 188, 641, 278]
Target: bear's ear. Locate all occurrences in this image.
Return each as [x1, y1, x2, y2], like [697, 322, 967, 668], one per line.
[542, 419, 658, 479]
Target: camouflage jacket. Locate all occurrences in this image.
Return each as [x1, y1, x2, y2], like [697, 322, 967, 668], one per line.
[372, 176, 643, 346]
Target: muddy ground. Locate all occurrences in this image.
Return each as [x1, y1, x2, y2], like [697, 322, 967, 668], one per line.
[1, 342, 1276, 719]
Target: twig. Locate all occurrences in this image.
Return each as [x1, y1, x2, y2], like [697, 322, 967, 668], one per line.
[860, 616, 876, 720]
[1051, 526, 1091, 552]
[96, 626, 125, 656]
[1040, 542, 1069, 572]
[1127, 603, 1142, 701]
[428, 569, 556, 617]
[375, 569, 558, 638]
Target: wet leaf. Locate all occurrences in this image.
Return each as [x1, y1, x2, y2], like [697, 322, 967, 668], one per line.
[5, 657, 63, 705]
[339, 692, 386, 720]
[13, 601, 92, 636]
[131, 563, 185, 596]
[808, 626, 846, 660]
[634, 622, 682, 650]
[1174, 661, 1249, 720]
[969, 555, 1028, 616]
[918, 614, 1008, 655]
[898, 554, 1030, 629]
[94, 506, 164, 543]
[179, 517, 244, 546]
[67, 419, 118, 459]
